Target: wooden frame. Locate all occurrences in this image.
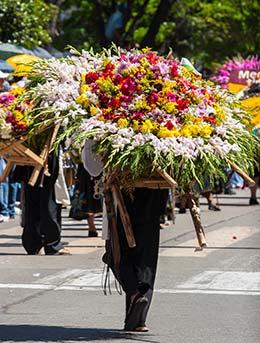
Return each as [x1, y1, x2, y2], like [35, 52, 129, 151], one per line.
[0, 123, 60, 187]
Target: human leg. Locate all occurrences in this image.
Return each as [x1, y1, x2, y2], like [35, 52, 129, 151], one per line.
[118, 188, 168, 330]
[249, 176, 259, 205]
[0, 181, 9, 221]
[8, 181, 18, 218]
[87, 213, 98, 237]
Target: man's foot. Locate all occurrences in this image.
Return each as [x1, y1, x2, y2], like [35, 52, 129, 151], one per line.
[45, 248, 71, 255]
[124, 294, 148, 331]
[249, 197, 259, 205]
[224, 188, 236, 195]
[208, 204, 221, 211]
[134, 326, 149, 332]
[88, 230, 98, 237]
[179, 208, 186, 214]
[0, 215, 9, 223]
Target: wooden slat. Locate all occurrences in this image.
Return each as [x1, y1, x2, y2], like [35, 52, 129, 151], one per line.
[0, 161, 14, 182]
[111, 182, 136, 248]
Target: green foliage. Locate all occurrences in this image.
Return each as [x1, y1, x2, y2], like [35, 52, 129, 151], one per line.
[1, 0, 259, 69]
[0, 0, 58, 48]
[54, 0, 260, 70]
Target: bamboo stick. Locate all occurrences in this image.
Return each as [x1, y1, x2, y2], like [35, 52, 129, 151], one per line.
[230, 162, 255, 187]
[186, 192, 207, 248]
[0, 161, 14, 182]
[156, 169, 178, 187]
[111, 182, 136, 248]
[103, 188, 121, 270]
[28, 124, 60, 186]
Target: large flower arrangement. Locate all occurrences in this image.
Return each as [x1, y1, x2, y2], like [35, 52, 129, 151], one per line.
[213, 56, 260, 89]
[0, 86, 29, 142]
[213, 56, 260, 129]
[24, 48, 258, 190]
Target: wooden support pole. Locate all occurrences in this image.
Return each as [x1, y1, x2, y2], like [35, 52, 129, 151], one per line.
[230, 162, 255, 187]
[103, 188, 121, 271]
[156, 169, 177, 187]
[28, 124, 60, 187]
[111, 182, 136, 248]
[186, 192, 207, 248]
[0, 161, 14, 182]
[170, 188, 176, 224]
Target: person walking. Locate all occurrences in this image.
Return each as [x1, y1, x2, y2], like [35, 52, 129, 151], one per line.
[115, 188, 169, 332]
[21, 151, 67, 255]
[0, 157, 19, 222]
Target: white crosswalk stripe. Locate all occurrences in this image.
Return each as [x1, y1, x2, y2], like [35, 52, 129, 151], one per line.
[1, 269, 260, 296]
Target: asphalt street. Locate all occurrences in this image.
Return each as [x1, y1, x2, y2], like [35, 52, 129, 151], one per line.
[0, 188, 259, 343]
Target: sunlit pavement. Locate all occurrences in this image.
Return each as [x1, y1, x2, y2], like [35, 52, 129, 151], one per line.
[0, 187, 259, 343]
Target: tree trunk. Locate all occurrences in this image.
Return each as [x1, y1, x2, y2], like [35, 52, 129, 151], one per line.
[141, 0, 175, 48]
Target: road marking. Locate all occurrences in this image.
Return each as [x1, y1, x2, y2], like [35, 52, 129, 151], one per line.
[0, 283, 259, 296]
[34, 269, 86, 285]
[177, 271, 260, 291]
[1, 270, 260, 296]
[160, 226, 259, 257]
[35, 269, 103, 287]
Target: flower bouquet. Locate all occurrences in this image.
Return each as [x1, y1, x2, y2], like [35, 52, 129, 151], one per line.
[0, 87, 29, 143]
[68, 48, 257, 192]
[0, 85, 59, 185]
[213, 55, 260, 134]
[21, 47, 259, 247]
[21, 48, 258, 190]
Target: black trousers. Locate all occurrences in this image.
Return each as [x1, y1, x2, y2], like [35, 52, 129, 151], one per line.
[117, 188, 168, 325]
[21, 153, 62, 255]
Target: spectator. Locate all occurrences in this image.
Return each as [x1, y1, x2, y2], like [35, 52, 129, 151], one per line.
[105, 3, 128, 45]
[0, 158, 19, 222]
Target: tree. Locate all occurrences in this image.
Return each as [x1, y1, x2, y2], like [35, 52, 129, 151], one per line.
[0, 0, 58, 49]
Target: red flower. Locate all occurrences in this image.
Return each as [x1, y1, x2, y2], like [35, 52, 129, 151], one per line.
[171, 65, 179, 78]
[108, 97, 120, 109]
[120, 77, 137, 95]
[85, 72, 99, 84]
[121, 95, 132, 103]
[165, 120, 174, 130]
[146, 52, 157, 65]
[176, 99, 189, 111]
[203, 116, 216, 124]
[148, 92, 159, 104]
[132, 111, 144, 120]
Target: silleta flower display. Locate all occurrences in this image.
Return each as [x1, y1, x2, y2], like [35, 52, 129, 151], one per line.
[21, 48, 258, 190]
[0, 86, 29, 141]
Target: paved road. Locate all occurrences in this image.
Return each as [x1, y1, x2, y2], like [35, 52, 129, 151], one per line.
[0, 188, 259, 343]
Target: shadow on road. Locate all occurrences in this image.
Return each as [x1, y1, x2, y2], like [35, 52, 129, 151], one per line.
[0, 324, 160, 343]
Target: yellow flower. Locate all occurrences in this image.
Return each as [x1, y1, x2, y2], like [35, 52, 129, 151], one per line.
[14, 110, 24, 121]
[214, 104, 226, 123]
[199, 124, 213, 138]
[140, 57, 150, 68]
[81, 73, 86, 82]
[162, 80, 175, 93]
[141, 119, 154, 134]
[80, 84, 89, 94]
[163, 102, 177, 114]
[90, 105, 98, 116]
[96, 77, 118, 95]
[134, 99, 151, 111]
[180, 125, 192, 137]
[118, 118, 129, 128]
[76, 94, 89, 108]
[98, 115, 105, 122]
[10, 86, 24, 96]
[157, 127, 177, 138]
[128, 65, 139, 75]
[132, 120, 139, 131]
